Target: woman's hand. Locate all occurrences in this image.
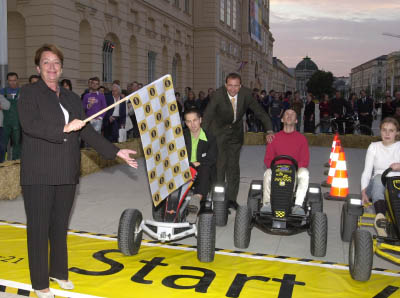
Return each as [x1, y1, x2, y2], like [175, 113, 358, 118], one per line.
[117, 149, 138, 168]
[389, 163, 400, 171]
[64, 119, 86, 133]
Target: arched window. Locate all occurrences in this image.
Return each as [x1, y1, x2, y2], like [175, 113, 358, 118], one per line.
[172, 56, 177, 86]
[102, 40, 115, 83]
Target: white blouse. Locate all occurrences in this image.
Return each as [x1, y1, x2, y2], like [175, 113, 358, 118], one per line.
[361, 141, 400, 190]
[59, 103, 69, 124]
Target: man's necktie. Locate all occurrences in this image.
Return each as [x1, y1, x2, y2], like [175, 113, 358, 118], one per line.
[230, 96, 236, 122]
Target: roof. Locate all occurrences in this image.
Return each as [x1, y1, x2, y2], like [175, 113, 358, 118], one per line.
[295, 56, 318, 71]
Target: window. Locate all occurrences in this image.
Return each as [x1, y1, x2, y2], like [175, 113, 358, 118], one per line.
[172, 56, 177, 87]
[184, 0, 189, 12]
[148, 51, 157, 83]
[102, 40, 114, 83]
[174, 0, 179, 8]
[232, 0, 237, 30]
[227, 0, 231, 26]
[220, 0, 224, 22]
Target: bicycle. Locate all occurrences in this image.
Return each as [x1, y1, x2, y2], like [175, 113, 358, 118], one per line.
[314, 117, 339, 135]
[343, 114, 374, 136]
[314, 114, 373, 136]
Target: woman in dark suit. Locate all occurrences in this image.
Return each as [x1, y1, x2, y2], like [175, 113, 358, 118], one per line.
[17, 44, 138, 298]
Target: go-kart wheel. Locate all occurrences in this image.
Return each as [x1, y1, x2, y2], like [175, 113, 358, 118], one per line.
[118, 209, 143, 256]
[340, 203, 358, 242]
[310, 212, 327, 257]
[349, 230, 373, 281]
[152, 199, 166, 222]
[214, 200, 228, 227]
[197, 212, 216, 262]
[234, 205, 251, 249]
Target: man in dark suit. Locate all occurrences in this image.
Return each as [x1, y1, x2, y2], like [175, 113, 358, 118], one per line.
[202, 73, 273, 210]
[357, 90, 374, 134]
[183, 108, 217, 223]
[104, 83, 126, 142]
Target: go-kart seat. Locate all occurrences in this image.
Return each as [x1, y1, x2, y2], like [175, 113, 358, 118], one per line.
[382, 169, 400, 238]
[270, 155, 298, 218]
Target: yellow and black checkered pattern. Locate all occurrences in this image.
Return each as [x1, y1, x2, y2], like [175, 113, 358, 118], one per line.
[274, 210, 286, 218]
[126, 75, 191, 206]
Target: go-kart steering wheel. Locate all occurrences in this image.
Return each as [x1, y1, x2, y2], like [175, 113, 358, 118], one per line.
[270, 155, 298, 171]
[381, 167, 393, 186]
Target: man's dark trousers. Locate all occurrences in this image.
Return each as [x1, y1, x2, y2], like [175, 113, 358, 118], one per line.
[215, 131, 242, 203]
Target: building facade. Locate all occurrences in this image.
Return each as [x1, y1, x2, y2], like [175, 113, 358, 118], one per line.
[271, 57, 295, 93]
[386, 51, 400, 96]
[294, 56, 318, 98]
[6, 0, 274, 95]
[350, 55, 387, 98]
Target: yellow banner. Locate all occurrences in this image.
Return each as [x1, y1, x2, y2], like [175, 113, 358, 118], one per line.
[1, 223, 400, 298]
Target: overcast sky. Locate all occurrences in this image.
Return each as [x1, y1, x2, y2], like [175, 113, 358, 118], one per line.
[270, 0, 400, 77]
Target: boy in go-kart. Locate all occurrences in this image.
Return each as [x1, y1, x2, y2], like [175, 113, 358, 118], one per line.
[262, 109, 310, 215]
[183, 108, 217, 223]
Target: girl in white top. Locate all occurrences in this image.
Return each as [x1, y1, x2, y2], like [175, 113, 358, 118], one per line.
[361, 117, 400, 236]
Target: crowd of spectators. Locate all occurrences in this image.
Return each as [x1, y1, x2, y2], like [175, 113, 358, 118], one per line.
[2, 70, 400, 163]
[246, 88, 400, 135]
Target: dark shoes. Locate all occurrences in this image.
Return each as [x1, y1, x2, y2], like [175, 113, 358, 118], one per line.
[186, 194, 202, 224]
[228, 200, 239, 210]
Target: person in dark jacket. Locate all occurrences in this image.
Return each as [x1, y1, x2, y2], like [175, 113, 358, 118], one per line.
[357, 90, 374, 134]
[202, 73, 273, 210]
[17, 44, 138, 298]
[183, 108, 217, 223]
[303, 92, 315, 133]
[104, 83, 127, 143]
[382, 95, 395, 121]
[330, 91, 346, 134]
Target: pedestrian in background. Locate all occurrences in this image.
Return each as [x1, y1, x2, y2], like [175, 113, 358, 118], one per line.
[0, 94, 10, 163]
[0, 72, 21, 160]
[291, 91, 303, 131]
[303, 92, 315, 133]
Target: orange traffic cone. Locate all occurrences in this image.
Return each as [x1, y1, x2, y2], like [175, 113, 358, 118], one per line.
[325, 150, 349, 200]
[324, 133, 339, 168]
[321, 140, 341, 187]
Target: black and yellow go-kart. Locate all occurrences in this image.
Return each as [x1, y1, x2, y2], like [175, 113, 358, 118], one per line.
[233, 155, 328, 257]
[341, 168, 400, 281]
[118, 167, 225, 263]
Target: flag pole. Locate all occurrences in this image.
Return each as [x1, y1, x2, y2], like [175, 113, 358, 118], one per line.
[82, 95, 132, 124]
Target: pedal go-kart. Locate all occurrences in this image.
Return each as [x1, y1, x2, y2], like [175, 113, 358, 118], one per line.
[234, 155, 328, 257]
[117, 167, 225, 262]
[341, 168, 400, 281]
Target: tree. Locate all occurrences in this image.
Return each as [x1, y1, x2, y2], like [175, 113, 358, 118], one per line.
[306, 70, 334, 100]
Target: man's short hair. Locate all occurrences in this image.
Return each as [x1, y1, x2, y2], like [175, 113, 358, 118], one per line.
[90, 76, 100, 83]
[225, 73, 242, 84]
[184, 108, 201, 119]
[269, 89, 275, 94]
[28, 74, 40, 83]
[7, 72, 18, 79]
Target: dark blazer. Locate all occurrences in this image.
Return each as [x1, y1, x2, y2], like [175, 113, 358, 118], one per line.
[202, 85, 272, 141]
[18, 79, 119, 185]
[183, 128, 217, 168]
[104, 93, 126, 128]
[356, 97, 374, 115]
